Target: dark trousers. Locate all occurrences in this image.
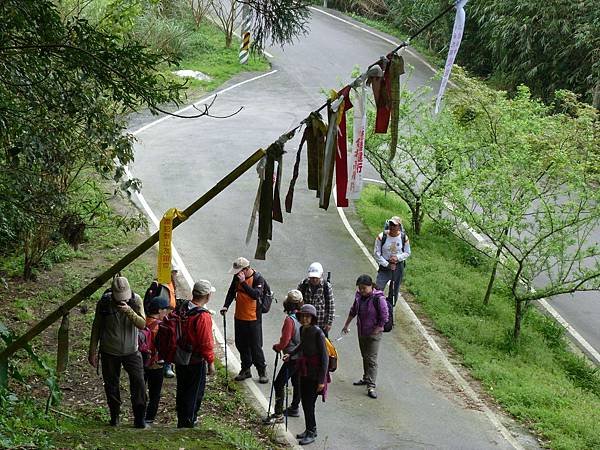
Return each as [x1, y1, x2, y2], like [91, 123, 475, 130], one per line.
[234, 319, 266, 371]
[376, 265, 403, 302]
[274, 360, 300, 414]
[300, 377, 319, 433]
[144, 367, 164, 421]
[175, 362, 207, 427]
[101, 351, 146, 417]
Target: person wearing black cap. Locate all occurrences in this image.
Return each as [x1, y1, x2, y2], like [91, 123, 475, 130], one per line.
[143, 296, 170, 424]
[284, 304, 328, 445]
[342, 274, 388, 399]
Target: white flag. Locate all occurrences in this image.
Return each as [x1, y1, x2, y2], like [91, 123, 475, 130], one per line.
[347, 77, 367, 199]
[435, 0, 468, 114]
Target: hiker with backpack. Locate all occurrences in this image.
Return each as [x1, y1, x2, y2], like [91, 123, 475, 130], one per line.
[373, 216, 411, 305]
[143, 264, 180, 378]
[341, 274, 388, 400]
[173, 280, 216, 428]
[297, 262, 335, 337]
[263, 290, 303, 424]
[88, 276, 148, 428]
[139, 296, 170, 424]
[283, 304, 329, 446]
[220, 257, 269, 384]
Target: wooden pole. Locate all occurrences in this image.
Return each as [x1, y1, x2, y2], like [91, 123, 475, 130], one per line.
[0, 149, 266, 363]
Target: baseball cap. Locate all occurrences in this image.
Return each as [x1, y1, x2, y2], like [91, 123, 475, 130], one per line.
[388, 216, 402, 226]
[148, 296, 170, 313]
[228, 257, 250, 274]
[307, 262, 323, 278]
[192, 279, 216, 296]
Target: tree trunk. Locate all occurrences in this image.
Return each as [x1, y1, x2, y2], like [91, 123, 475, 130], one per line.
[513, 298, 523, 341]
[225, 32, 232, 48]
[483, 245, 502, 305]
[412, 200, 423, 235]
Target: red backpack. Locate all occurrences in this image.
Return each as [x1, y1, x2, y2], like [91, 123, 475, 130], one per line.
[138, 318, 161, 367]
[156, 302, 205, 365]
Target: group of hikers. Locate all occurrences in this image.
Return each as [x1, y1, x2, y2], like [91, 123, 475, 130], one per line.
[88, 215, 410, 445]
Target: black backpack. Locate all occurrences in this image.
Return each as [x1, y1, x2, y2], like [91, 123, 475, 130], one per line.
[253, 271, 275, 314]
[373, 293, 394, 333]
[143, 281, 171, 314]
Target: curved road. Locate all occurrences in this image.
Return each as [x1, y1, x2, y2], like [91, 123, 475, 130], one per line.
[130, 8, 542, 449]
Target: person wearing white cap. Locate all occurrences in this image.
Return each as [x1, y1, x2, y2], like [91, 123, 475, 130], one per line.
[88, 276, 148, 428]
[220, 257, 269, 383]
[175, 279, 216, 428]
[297, 262, 335, 336]
[373, 216, 411, 304]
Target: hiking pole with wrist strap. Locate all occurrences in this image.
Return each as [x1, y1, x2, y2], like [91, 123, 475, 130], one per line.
[284, 361, 289, 431]
[265, 351, 279, 421]
[222, 313, 228, 387]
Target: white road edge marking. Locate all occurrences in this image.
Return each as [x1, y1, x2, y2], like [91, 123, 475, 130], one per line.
[309, 7, 440, 75]
[131, 70, 278, 136]
[125, 70, 300, 448]
[333, 188, 524, 450]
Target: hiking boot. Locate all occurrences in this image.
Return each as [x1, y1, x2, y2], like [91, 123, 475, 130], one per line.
[234, 368, 252, 381]
[299, 430, 316, 445]
[353, 379, 368, 386]
[367, 387, 378, 399]
[257, 367, 269, 384]
[262, 413, 284, 424]
[133, 406, 149, 428]
[283, 407, 300, 417]
[296, 429, 317, 439]
[109, 406, 120, 426]
[164, 363, 175, 378]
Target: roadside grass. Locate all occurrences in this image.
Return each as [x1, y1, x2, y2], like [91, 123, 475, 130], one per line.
[356, 184, 600, 450]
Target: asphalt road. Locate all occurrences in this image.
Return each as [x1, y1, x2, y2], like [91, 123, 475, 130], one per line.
[130, 7, 540, 449]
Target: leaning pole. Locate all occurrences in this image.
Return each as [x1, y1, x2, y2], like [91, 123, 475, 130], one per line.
[0, 148, 266, 386]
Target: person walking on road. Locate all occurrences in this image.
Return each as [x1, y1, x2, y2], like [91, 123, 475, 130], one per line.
[342, 274, 388, 400]
[220, 257, 269, 384]
[297, 262, 335, 336]
[88, 276, 148, 428]
[374, 216, 410, 303]
[284, 304, 328, 446]
[175, 280, 216, 428]
[142, 296, 170, 424]
[264, 290, 303, 424]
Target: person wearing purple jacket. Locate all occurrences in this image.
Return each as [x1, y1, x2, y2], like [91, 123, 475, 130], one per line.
[341, 274, 388, 399]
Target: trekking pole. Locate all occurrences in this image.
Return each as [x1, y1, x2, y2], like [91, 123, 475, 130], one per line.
[390, 268, 396, 307]
[222, 313, 228, 386]
[284, 362, 289, 431]
[266, 352, 280, 420]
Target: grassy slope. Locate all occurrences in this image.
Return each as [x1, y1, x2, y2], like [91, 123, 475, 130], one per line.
[356, 184, 600, 450]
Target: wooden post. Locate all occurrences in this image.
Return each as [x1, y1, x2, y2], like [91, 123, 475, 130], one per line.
[0, 148, 266, 362]
[56, 313, 69, 375]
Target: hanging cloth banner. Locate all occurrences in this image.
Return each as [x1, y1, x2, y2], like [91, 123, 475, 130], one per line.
[320, 96, 344, 210]
[388, 54, 405, 161]
[245, 154, 266, 245]
[157, 208, 187, 284]
[372, 56, 391, 133]
[435, 0, 468, 114]
[305, 113, 327, 195]
[335, 86, 353, 208]
[347, 74, 367, 200]
[255, 130, 295, 260]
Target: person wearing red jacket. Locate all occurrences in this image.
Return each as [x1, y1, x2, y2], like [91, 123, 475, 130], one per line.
[263, 290, 303, 424]
[175, 279, 216, 428]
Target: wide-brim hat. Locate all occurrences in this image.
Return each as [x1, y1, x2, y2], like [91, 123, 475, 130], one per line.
[112, 276, 132, 302]
[297, 304, 317, 319]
